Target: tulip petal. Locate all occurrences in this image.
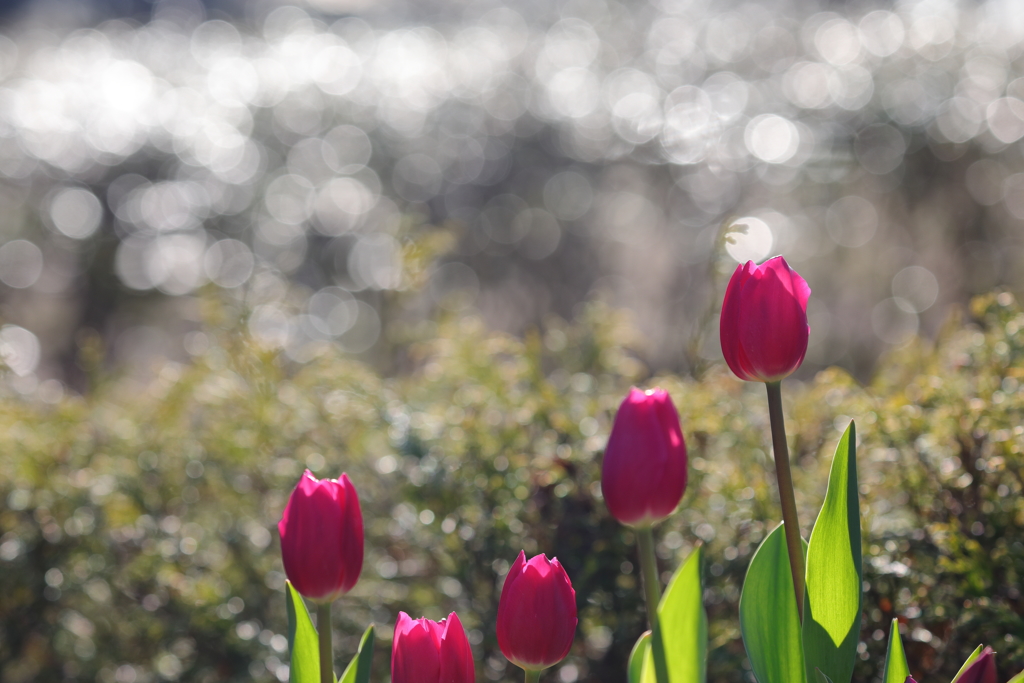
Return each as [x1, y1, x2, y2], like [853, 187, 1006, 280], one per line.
[721, 260, 761, 381]
[956, 647, 997, 683]
[497, 553, 577, 670]
[338, 473, 364, 594]
[392, 612, 441, 683]
[439, 612, 475, 683]
[737, 260, 809, 382]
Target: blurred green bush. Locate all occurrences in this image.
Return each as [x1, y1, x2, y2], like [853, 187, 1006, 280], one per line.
[2, 291, 1024, 683]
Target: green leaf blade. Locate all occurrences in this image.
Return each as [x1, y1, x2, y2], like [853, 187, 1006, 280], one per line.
[803, 421, 862, 683]
[285, 581, 320, 683]
[882, 619, 909, 683]
[951, 645, 984, 683]
[657, 546, 708, 683]
[338, 624, 375, 683]
[739, 522, 806, 683]
[628, 631, 653, 683]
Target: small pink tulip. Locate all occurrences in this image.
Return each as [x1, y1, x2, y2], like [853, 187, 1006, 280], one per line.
[720, 256, 811, 383]
[497, 551, 577, 672]
[957, 647, 997, 683]
[391, 611, 475, 683]
[601, 387, 687, 527]
[277, 470, 363, 603]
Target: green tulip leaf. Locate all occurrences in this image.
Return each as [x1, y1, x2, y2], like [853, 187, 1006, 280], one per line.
[628, 631, 652, 683]
[803, 421, 862, 683]
[739, 522, 807, 683]
[1005, 671, 1024, 683]
[816, 668, 835, 683]
[338, 624, 375, 683]
[657, 545, 708, 683]
[285, 581, 320, 683]
[882, 619, 909, 683]
[951, 645, 985, 683]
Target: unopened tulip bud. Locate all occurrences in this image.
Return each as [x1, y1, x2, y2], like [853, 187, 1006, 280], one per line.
[957, 647, 996, 683]
[277, 470, 364, 603]
[497, 551, 577, 672]
[601, 387, 687, 527]
[392, 611, 475, 683]
[720, 256, 811, 383]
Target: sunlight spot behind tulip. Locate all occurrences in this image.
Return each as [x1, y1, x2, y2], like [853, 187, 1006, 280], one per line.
[724, 216, 773, 264]
[48, 187, 102, 239]
[0, 324, 40, 376]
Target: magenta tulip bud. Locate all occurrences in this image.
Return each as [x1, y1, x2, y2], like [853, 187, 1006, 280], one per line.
[391, 611, 475, 683]
[720, 256, 811, 383]
[601, 387, 687, 527]
[957, 647, 997, 683]
[277, 470, 364, 603]
[497, 551, 577, 672]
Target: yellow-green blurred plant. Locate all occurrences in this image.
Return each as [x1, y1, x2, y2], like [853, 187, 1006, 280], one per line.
[3, 292, 1024, 682]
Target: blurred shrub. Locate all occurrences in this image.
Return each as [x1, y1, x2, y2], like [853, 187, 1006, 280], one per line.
[3, 291, 1024, 682]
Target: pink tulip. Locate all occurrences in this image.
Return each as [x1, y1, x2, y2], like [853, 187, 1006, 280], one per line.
[392, 611, 475, 683]
[277, 470, 363, 603]
[957, 647, 996, 683]
[601, 387, 687, 527]
[720, 256, 811, 383]
[497, 551, 577, 672]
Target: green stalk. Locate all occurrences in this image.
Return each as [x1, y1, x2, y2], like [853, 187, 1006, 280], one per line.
[636, 526, 670, 683]
[317, 603, 333, 683]
[765, 381, 805, 623]
[524, 669, 542, 683]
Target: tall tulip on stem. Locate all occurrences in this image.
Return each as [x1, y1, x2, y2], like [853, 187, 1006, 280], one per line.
[601, 388, 688, 683]
[721, 255, 810, 621]
[278, 471, 365, 683]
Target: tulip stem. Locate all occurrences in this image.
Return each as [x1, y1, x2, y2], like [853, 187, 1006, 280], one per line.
[317, 603, 333, 683]
[523, 670, 542, 683]
[636, 526, 670, 683]
[766, 381, 805, 623]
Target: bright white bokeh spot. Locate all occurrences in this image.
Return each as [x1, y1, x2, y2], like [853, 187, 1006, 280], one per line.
[49, 188, 103, 239]
[0, 324, 40, 376]
[725, 216, 773, 263]
[745, 115, 799, 164]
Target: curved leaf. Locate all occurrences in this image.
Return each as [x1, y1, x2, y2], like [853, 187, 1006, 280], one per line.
[338, 624, 375, 683]
[628, 631, 652, 683]
[740, 522, 806, 683]
[882, 619, 909, 683]
[803, 421, 862, 683]
[285, 581, 320, 683]
[952, 646, 984, 683]
[658, 546, 707, 683]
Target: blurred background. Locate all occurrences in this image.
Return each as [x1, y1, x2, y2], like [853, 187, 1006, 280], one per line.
[4, 0, 1024, 682]
[0, 0, 1022, 390]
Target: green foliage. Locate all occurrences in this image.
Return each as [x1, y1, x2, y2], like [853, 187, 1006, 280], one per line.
[637, 547, 707, 683]
[739, 524, 806, 683]
[3, 291, 1024, 681]
[883, 619, 910, 683]
[803, 423, 861, 683]
[285, 582, 320, 683]
[338, 625, 374, 683]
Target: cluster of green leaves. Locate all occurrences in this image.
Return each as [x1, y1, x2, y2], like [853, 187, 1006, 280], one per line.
[3, 291, 1024, 682]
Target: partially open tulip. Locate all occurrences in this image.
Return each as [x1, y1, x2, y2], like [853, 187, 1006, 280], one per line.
[392, 611, 475, 683]
[277, 470, 363, 603]
[720, 256, 811, 383]
[601, 387, 687, 527]
[956, 647, 997, 683]
[497, 551, 577, 672]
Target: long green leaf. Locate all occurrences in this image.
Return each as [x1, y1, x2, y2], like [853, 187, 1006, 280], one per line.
[285, 581, 320, 683]
[1006, 671, 1024, 683]
[338, 624, 375, 683]
[739, 522, 806, 683]
[658, 546, 707, 683]
[882, 619, 909, 683]
[951, 645, 984, 683]
[815, 668, 835, 683]
[628, 631, 652, 683]
[803, 421, 862, 683]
